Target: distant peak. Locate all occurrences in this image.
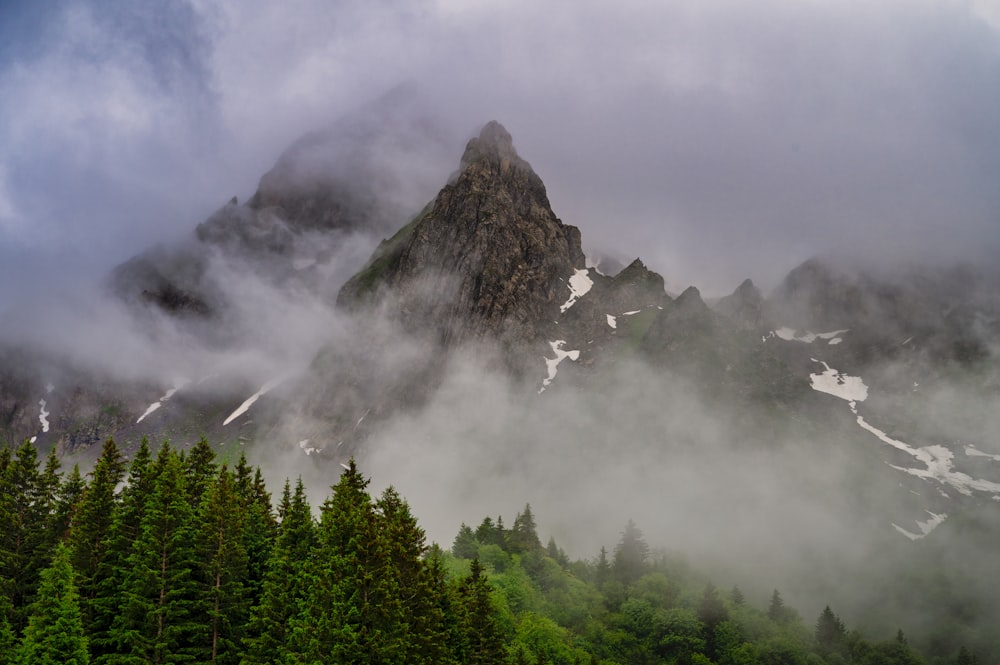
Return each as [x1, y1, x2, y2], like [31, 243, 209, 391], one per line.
[677, 285, 702, 302]
[460, 120, 521, 169]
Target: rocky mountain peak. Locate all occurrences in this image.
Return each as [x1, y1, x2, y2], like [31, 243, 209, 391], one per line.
[714, 277, 763, 329]
[339, 121, 584, 357]
[460, 120, 518, 167]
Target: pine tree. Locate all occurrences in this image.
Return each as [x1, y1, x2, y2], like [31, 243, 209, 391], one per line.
[815, 605, 846, 650]
[243, 477, 314, 664]
[767, 589, 786, 624]
[377, 486, 451, 664]
[184, 437, 216, 506]
[52, 465, 86, 542]
[456, 558, 505, 665]
[612, 519, 649, 585]
[594, 546, 611, 588]
[0, 440, 57, 630]
[16, 542, 90, 665]
[288, 459, 398, 663]
[452, 524, 478, 559]
[194, 466, 248, 665]
[509, 504, 541, 554]
[110, 443, 201, 663]
[89, 438, 153, 663]
[68, 439, 125, 636]
[730, 585, 745, 606]
[0, 590, 16, 665]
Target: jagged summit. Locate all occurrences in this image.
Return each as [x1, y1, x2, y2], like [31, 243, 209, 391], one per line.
[339, 120, 583, 352]
[460, 120, 519, 167]
[714, 277, 763, 329]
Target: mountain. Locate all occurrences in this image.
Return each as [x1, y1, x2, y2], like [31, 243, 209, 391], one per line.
[2, 113, 1000, 657]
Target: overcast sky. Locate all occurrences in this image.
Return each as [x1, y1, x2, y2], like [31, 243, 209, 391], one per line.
[1, 0, 999, 301]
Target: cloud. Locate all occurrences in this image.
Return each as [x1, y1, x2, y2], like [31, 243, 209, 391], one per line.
[1, 0, 998, 304]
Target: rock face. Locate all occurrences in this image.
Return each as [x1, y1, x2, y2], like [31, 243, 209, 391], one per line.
[339, 121, 585, 353]
[714, 278, 763, 329]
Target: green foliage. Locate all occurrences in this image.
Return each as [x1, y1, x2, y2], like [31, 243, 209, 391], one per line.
[0, 440, 945, 665]
[611, 519, 648, 586]
[16, 542, 89, 665]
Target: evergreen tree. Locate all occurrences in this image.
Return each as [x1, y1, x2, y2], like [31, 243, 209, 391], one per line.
[815, 605, 846, 651]
[456, 558, 505, 665]
[194, 466, 248, 665]
[730, 585, 745, 606]
[16, 542, 90, 665]
[183, 437, 216, 506]
[509, 504, 541, 554]
[89, 438, 152, 663]
[452, 524, 479, 559]
[594, 546, 611, 588]
[957, 646, 979, 665]
[243, 477, 313, 664]
[612, 519, 649, 586]
[377, 486, 451, 664]
[288, 459, 398, 664]
[0, 440, 57, 629]
[697, 584, 728, 661]
[110, 443, 201, 663]
[234, 461, 274, 611]
[68, 439, 125, 634]
[0, 590, 16, 665]
[52, 465, 85, 542]
[767, 589, 786, 623]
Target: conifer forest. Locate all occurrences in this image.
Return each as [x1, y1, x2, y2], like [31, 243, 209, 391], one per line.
[0, 437, 978, 664]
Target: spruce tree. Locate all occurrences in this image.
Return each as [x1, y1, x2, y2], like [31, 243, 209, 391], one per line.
[377, 486, 450, 664]
[89, 438, 152, 663]
[243, 477, 314, 664]
[53, 465, 85, 542]
[110, 443, 201, 663]
[509, 504, 541, 554]
[288, 459, 398, 663]
[767, 589, 788, 624]
[183, 437, 216, 506]
[456, 558, 505, 665]
[194, 467, 248, 665]
[0, 440, 56, 630]
[0, 590, 16, 665]
[815, 605, 846, 651]
[16, 542, 90, 665]
[452, 524, 478, 559]
[612, 520, 649, 586]
[68, 439, 125, 634]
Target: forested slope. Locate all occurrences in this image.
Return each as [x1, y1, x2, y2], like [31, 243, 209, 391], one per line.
[0, 438, 977, 664]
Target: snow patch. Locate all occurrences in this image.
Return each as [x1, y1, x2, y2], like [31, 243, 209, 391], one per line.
[623, 310, 640, 316]
[299, 439, 317, 455]
[45, 383, 54, 394]
[559, 269, 593, 313]
[137, 381, 189, 424]
[774, 327, 849, 343]
[853, 409, 1000, 496]
[965, 445, 1000, 462]
[38, 400, 50, 433]
[606, 314, 617, 329]
[539, 340, 581, 393]
[223, 377, 286, 426]
[809, 360, 868, 403]
[892, 511, 948, 541]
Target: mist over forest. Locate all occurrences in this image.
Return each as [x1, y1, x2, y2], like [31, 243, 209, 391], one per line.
[2, 1, 1000, 663]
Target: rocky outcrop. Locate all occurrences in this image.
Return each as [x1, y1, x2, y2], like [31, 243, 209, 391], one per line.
[339, 121, 586, 352]
[714, 278, 763, 329]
